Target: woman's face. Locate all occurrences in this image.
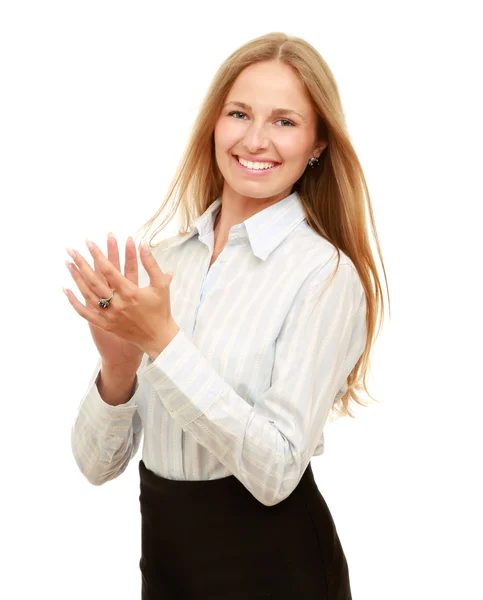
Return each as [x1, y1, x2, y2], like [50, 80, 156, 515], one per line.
[214, 60, 326, 203]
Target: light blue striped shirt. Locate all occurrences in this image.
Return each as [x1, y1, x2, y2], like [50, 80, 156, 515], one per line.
[71, 191, 367, 506]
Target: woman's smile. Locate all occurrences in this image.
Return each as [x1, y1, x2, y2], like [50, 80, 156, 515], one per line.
[232, 154, 282, 176]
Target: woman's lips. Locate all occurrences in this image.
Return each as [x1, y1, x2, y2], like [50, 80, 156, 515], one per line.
[232, 155, 281, 175]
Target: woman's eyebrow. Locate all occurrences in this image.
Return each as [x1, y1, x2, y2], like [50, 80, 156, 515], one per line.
[223, 101, 305, 122]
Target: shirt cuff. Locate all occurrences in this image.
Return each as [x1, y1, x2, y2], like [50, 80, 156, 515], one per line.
[140, 328, 225, 427]
[82, 371, 141, 434]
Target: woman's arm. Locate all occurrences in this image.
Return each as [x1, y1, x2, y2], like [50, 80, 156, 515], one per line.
[140, 258, 367, 506]
[70, 356, 145, 485]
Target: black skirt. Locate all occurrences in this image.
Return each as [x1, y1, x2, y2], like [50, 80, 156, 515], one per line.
[139, 459, 352, 599]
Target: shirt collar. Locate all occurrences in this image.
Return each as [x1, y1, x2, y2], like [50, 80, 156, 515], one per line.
[163, 190, 307, 261]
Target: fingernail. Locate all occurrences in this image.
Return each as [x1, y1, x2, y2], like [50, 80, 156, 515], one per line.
[66, 247, 76, 260]
[86, 238, 94, 250]
[141, 241, 150, 254]
[107, 232, 114, 239]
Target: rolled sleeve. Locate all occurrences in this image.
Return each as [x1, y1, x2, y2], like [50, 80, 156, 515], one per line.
[141, 329, 226, 423]
[71, 357, 144, 485]
[140, 260, 367, 506]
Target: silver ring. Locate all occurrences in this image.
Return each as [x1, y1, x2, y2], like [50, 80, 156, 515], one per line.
[98, 289, 115, 309]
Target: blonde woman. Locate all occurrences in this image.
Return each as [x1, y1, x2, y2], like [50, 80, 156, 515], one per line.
[66, 31, 389, 599]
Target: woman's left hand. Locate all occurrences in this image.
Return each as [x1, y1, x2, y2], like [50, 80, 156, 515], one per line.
[63, 237, 180, 361]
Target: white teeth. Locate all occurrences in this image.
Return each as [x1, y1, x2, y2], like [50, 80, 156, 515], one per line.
[237, 156, 276, 170]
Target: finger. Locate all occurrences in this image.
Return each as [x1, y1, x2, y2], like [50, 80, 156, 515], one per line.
[94, 232, 121, 288]
[93, 232, 119, 290]
[139, 241, 169, 288]
[107, 232, 121, 271]
[93, 256, 109, 288]
[63, 286, 108, 329]
[124, 236, 139, 285]
[85, 239, 133, 295]
[65, 247, 113, 300]
[65, 260, 109, 307]
[93, 255, 109, 291]
[98, 231, 121, 289]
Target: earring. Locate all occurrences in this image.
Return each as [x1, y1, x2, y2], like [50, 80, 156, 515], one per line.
[307, 157, 319, 168]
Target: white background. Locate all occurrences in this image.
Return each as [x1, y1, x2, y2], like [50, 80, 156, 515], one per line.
[1, 1, 481, 598]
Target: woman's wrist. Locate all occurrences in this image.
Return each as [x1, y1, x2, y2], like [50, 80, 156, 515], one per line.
[97, 365, 138, 406]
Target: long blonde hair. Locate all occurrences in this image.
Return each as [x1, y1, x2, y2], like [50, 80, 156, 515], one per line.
[135, 32, 390, 420]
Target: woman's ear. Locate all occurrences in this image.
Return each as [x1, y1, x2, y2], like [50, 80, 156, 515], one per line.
[314, 140, 328, 159]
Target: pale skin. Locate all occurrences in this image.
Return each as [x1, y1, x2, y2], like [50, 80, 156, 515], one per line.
[64, 59, 328, 402]
[64, 233, 181, 406]
[211, 59, 328, 265]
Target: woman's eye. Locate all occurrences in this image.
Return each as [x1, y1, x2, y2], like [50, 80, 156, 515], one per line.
[227, 111, 294, 127]
[228, 111, 247, 119]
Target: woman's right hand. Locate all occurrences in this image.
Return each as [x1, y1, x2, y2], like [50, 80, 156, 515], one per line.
[88, 234, 144, 373]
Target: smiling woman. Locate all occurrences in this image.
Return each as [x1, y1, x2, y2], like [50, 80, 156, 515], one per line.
[68, 31, 389, 599]
[213, 60, 327, 203]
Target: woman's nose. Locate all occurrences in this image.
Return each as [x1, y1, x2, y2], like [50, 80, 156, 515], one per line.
[242, 123, 269, 149]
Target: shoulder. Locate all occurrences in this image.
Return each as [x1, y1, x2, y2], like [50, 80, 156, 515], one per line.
[291, 222, 358, 277]
[149, 232, 195, 263]
[151, 233, 183, 255]
[288, 223, 363, 303]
